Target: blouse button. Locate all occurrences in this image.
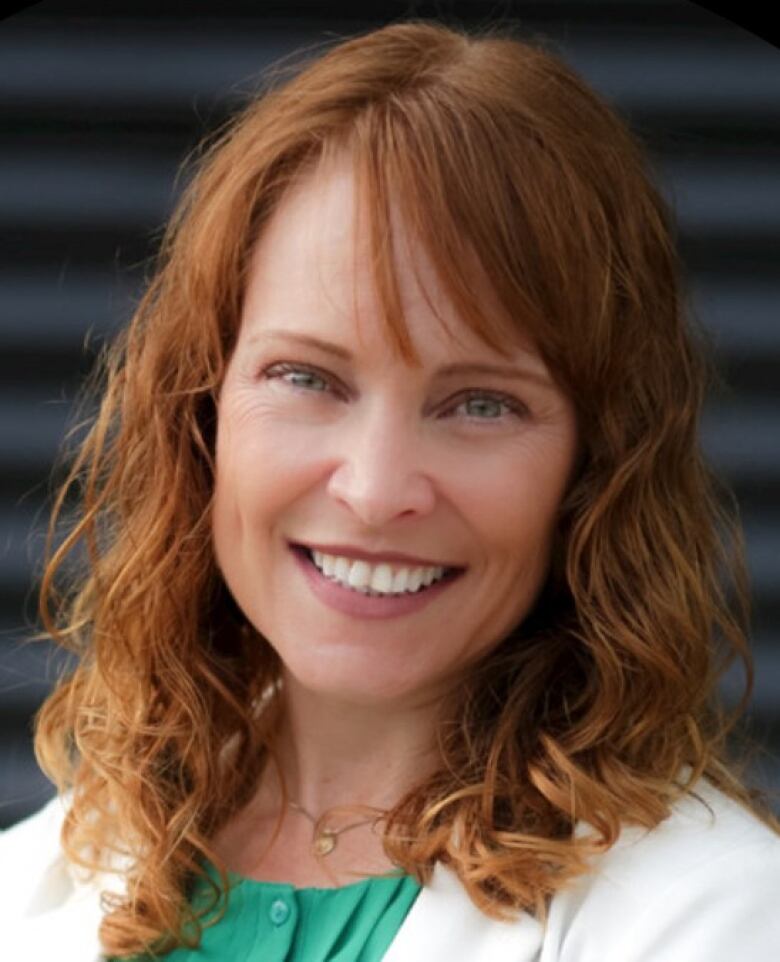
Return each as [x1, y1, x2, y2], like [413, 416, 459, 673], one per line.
[269, 897, 291, 926]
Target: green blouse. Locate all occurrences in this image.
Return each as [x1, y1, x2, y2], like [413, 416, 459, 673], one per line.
[113, 859, 422, 961]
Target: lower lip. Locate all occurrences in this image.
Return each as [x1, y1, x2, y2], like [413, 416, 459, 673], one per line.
[290, 545, 465, 620]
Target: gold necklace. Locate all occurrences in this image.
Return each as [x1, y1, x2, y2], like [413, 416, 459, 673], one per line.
[288, 800, 387, 857]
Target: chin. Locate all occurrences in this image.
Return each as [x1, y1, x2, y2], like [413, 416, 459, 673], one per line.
[282, 656, 434, 707]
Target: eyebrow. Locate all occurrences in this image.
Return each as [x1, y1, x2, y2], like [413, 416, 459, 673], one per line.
[249, 330, 553, 385]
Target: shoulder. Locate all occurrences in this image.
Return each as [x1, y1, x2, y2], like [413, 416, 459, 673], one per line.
[0, 791, 126, 915]
[0, 793, 127, 961]
[548, 777, 780, 962]
[0, 797, 65, 913]
[0, 793, 72, 912]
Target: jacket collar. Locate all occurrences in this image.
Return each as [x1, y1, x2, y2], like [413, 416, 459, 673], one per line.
[383, 861, 543, 962]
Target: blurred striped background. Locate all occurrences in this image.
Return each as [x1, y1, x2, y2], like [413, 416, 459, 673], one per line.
[1, 0, 778, 827]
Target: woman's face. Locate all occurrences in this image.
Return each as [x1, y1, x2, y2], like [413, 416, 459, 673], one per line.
[212, 155, 579, 708]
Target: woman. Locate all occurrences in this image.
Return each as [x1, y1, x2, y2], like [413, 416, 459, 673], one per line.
[3, 19, 779, 962]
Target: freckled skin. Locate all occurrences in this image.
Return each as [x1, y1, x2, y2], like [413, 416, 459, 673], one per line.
[212, 154, 579, 711]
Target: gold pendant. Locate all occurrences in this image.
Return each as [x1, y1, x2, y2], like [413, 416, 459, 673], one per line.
[313, 829, 337, 856]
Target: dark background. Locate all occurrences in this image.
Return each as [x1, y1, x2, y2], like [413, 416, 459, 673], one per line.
[1, 0, 778, 828]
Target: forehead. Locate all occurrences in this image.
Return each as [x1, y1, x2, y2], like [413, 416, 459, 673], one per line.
[241, 152, 537, 365]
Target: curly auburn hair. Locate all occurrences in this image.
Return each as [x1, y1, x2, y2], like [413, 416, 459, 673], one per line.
[31, 19, 777, 958]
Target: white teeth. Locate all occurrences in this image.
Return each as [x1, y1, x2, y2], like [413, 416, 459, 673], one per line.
[347, 560, 372, 590]
[370, 563, 395, 593]
[310, 549, 449, 596]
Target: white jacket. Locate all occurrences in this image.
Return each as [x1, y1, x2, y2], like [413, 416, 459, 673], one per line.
[3, 776, 780, 961]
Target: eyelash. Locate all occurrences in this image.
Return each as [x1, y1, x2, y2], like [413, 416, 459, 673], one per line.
[261, 362, 530, 423]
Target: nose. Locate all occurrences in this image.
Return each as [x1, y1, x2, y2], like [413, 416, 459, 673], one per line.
[325, 403, 437, 527]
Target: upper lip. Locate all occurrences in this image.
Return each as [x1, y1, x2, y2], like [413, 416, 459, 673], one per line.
[293, 541, 464, 569]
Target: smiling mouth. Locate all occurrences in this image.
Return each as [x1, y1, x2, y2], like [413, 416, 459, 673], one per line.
[290, 544, 465, 590]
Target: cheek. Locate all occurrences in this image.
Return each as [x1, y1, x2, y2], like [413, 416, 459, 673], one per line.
[212, 403, 324, 542]
[455, 444, 569, 551]
[451, 443, 573, 645]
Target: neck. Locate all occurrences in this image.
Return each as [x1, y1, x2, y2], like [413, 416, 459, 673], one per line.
[263, 670, 444, 816]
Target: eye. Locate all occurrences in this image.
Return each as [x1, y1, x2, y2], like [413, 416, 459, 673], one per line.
[447, 390, 529, 423]
[262, 362, 336, 395]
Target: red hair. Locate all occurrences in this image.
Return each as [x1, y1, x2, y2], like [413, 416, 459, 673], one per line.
[32, 20, 777, 956]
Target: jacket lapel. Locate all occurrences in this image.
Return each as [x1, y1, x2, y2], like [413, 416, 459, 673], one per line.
[383, 862, 543, 962]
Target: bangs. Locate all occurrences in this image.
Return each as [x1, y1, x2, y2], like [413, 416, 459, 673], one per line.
[313, 98, 556, 374]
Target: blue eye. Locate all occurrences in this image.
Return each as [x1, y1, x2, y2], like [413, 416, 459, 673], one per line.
[265, 363, 331, 393]
[453, 391, 525, 422]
